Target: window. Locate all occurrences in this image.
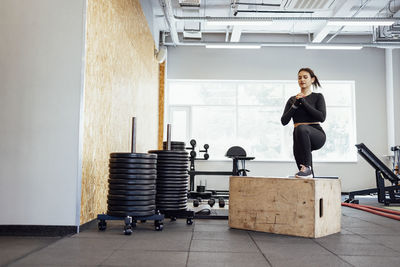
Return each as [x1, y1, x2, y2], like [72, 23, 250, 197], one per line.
[166, 79, 357, 162]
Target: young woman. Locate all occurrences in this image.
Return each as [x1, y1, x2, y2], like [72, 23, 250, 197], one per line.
[281, 68, 326, 178]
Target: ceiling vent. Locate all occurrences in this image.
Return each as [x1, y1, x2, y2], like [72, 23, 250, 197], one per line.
[179, 0, 201, 8]
[281, 0, 336, 10]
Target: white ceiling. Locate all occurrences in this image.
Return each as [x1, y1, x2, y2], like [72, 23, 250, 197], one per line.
[150, 0, 400, 48]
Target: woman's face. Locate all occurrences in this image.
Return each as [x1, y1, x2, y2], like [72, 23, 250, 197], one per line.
[298, 70, 315, 90]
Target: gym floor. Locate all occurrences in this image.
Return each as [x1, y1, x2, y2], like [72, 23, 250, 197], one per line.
[1, 199, 400, 267]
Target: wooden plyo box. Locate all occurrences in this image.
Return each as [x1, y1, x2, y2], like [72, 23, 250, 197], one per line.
[229, 176, 341, 238]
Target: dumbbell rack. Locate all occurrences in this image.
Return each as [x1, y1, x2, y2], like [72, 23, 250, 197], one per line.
[186, 140, 254, 200]
[97, 117, 165, 235]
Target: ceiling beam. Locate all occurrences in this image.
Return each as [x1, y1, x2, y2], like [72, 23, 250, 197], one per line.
[312, 0, 356, 43]
[230, 26, 243, 42]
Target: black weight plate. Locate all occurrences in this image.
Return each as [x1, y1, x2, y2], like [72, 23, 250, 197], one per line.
[156, 198, 187, 203]
[157, 165, 189, 169]
[107, 205, 156, 211]
[109, 174, 157, 180]
[156, 196, 187, 202]
[157, 202, 187, 207]
[156, 156, 189, 161]
[163, 141, 185, 145]
[157, 173, 188, 176]
[108, 179, 156, 185]
[157, 158, 189, 162]
[157, 191, 188, 195]
[156, 194, 187, 199]
[157, 205, 187, 210]
[157, 175, 189, 181]
[157, 179, 187, 186]
[108, 194, 156, 201]
[157, 186, 188, 190]
[158, 207, 187, 211]
[157, 182, 188, 186]
[154, 154, 189, 158]
[157, 174, 188, 179]
[157, 167, 188, 172]
[156, 203, 187, 208]
[110, 158, 157, 164]
[108, 189, 156, 196]
[157, 181, 188, 185]
[109, 163, 156, 169]
[155, 153, 189, 157]
[107, 210, 155, 217]
[157, 196, 187, 201]
[109, 169, 157, 174]
[156, 188, 188, 193]
[108, 184, 156, 190]
[157, 161, 189, 166]
[110, 153, 157, 159]
[156, 183, 188, 189]
[107, 199, 156, 206]
[149, 150, 188, 154]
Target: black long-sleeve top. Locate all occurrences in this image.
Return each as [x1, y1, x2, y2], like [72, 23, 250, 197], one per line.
[281, 92, 326, 125]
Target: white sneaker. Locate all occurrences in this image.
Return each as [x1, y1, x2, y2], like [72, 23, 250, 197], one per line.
[295, 165, 313, 178]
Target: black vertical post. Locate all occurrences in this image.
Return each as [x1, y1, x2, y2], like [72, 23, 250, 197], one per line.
[131, 117, 136, 153]
[166, 124, 171, 150]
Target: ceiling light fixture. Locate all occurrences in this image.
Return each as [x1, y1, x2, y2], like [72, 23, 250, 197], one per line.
[206, 20, 273, 26]
[206, 44, 261, 49]
[327, 19, 395, 26]
[305, 44, 363, 50]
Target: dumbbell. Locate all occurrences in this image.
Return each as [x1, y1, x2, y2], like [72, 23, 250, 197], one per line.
[208, 198, 215, 207]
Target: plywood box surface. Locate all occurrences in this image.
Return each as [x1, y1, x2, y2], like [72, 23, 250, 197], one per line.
[229, 176, 341, 238]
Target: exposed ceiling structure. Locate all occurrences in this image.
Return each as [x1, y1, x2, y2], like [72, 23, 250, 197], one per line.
[150, 0, 400, 49]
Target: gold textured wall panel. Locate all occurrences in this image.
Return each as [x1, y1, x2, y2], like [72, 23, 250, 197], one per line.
[158, 62, 165, 150]
[80, 0, 159, 224]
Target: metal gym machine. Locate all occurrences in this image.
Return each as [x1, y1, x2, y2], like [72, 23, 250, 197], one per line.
[186, 139, 255, 201]
[344, 143, 400, 205]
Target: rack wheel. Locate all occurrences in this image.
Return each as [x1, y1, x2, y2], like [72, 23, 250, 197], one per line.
[171, 217, 177, 222]
[98, 220, 107, 231]
[124, 228, 132, 235]
[154, 221, 164, 231]
[186, 218, 193, 225]
[384, 199, 390, 206]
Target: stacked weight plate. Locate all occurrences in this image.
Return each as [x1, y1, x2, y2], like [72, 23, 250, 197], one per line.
[163, 141, 186, 151]
[107, 153, 158, 217]
[149, 147, 189, 211]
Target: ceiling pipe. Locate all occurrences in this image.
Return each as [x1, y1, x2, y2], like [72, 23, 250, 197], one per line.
[162, 41, 400, 49]
[160, 0, 180, 45]
[174, 15, 399, 22]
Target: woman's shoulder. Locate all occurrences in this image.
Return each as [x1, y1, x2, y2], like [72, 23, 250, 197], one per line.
[312, 92, 325, 98]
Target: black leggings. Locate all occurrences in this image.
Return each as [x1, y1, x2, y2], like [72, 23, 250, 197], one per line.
[293, 124, 326, 170]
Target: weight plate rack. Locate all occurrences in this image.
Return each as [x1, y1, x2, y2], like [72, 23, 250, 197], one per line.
[97, 117, 164, 235]
[149, 142, 195, 225]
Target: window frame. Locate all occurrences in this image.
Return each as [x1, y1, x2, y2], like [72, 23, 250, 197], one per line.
[166, 79, 357, 163]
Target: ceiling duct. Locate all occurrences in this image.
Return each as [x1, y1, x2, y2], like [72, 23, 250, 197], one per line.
[281, 0, 336, 10]
[179, 0, 200, 8]
[375, 23, 400, 41]
[180, 0, 202, 40]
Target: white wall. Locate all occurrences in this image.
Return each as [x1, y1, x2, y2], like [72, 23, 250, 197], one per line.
[167, 46, 392, 192]
[140, 0, 159, 49]
[393, 49, 400, 145]
[0, 0, 86, 225]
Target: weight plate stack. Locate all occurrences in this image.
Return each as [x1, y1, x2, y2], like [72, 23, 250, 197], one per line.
[162, 141, 186, 151]
[148, 148, 189, 211]
[107, 152, 158, 217]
